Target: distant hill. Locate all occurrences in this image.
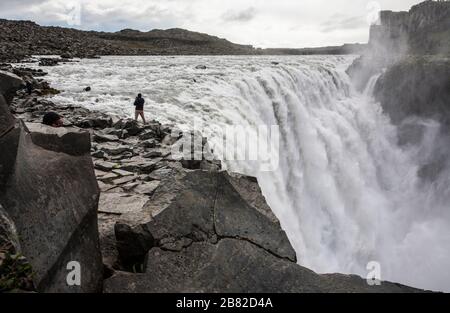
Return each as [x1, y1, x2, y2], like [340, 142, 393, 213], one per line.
[261, 43, 368, 55]
[0, 19, 258, 61]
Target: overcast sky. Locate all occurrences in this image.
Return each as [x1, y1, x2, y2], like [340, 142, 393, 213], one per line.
[0, 0, 423, 48]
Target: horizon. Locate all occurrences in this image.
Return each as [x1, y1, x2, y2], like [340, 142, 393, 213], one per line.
[0, 0, 424, 49]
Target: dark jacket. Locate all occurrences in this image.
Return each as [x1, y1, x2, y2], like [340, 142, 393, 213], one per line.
[134, 97, 145, 111]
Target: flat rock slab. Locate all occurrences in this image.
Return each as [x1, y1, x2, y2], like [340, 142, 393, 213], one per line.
[94, 160, 118, 171]
[99, 192, 149, 215]
[133, 181, 160, 195]
[25, 123, 91, 156]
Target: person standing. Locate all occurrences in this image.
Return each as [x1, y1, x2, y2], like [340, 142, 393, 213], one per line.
[134, 93, 146, 124]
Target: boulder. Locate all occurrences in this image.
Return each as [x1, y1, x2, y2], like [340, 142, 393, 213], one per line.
[25, 123, 91, 156]
[112, 169, 296, 269]
[0, 118, 103, 292]
[0, 70, 24, 104]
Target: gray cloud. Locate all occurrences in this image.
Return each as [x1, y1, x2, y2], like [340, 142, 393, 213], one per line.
[321, 14, 367, 33]
[222, 7, 256, 23]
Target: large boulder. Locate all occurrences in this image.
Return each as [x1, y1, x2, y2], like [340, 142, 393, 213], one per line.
[112, 170, 296, 269]
[0, 104, 103, 292]
[0, 70, 23, 104]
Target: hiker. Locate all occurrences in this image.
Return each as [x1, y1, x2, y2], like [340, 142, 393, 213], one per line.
[42, 112, 64, 128]
[134, 93, 146, 124]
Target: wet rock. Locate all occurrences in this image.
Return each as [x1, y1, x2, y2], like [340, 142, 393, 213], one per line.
[38, 58, 60, 67]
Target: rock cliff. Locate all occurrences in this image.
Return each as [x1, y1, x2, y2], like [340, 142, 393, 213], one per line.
[347, 0, 450, 90]
[369, 0, 450, 56]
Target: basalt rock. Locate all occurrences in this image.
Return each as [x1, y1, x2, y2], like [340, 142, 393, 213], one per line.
[105, 238, 423, 293]
[0, 70, 24, 104]
[0, 100, 103, 292]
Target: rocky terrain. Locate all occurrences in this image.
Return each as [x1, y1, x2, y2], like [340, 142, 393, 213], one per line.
[0, 63, 427, 293]
[0, 19, 258, 62]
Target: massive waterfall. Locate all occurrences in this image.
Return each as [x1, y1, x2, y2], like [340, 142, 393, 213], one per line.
[26, 55, 450, 291]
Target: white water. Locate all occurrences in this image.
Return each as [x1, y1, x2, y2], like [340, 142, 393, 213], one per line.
[23, 56, 450, 291]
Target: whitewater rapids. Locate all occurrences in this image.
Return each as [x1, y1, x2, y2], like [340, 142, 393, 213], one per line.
[24, 55, 450, 292]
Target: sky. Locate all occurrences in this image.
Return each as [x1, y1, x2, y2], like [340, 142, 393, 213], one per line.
[0, 0, 423, 48]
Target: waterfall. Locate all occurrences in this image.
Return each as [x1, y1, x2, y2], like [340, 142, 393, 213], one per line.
[31, 55, 450, 291]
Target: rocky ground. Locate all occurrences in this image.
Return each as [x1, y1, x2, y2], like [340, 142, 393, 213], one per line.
[0, 19, 257, 62]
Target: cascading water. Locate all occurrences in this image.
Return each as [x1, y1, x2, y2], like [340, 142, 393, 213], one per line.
[23, 55, 450, 291]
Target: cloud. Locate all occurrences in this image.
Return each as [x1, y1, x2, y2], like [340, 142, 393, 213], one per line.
[222, 7, 256, 23]
[321, 14, 367, 33]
